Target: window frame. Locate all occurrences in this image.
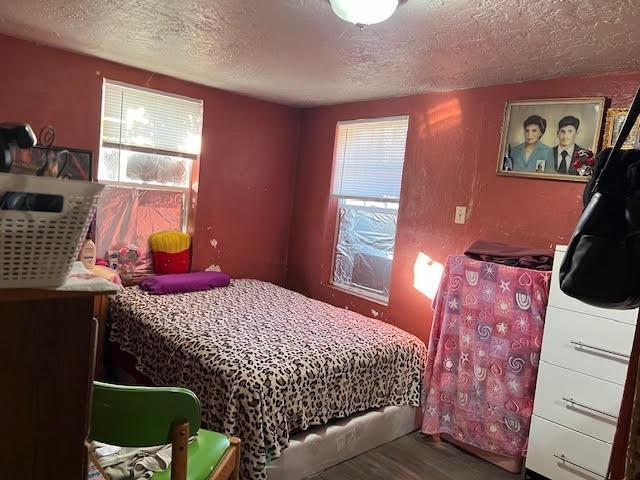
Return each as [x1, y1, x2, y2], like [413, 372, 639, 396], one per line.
[328, 115, 409, 305]
[97, 79, 203, 234]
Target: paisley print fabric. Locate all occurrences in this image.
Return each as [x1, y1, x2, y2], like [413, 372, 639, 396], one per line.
[421, 256, 549, 458]
[108, 280, 426, 480]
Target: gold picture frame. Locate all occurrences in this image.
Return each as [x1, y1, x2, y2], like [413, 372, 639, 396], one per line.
[602, 108, 640, 150]
[496, 97, 606, 182]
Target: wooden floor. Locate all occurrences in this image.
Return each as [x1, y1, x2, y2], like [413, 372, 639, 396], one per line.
[307, 432, 524, 480]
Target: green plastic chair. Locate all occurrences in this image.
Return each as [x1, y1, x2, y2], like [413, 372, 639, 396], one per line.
[90, 381, 240, 480]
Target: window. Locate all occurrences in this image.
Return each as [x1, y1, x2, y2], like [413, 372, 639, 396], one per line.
[96, 80, 203, 275]
[330, 116, 409, 303]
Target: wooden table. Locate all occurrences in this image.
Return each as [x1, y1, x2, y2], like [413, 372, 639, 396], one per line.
[0, 288, 113, 479]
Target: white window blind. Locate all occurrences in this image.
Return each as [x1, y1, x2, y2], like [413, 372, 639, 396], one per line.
[332, 116, 409, 200]
[102, 80, 203, 156]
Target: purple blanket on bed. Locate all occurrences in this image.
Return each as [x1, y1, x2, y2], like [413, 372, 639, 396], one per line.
[139, 272, 230, 294]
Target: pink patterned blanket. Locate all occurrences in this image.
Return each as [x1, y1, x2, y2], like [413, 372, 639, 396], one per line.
[421, 255, 549, 457]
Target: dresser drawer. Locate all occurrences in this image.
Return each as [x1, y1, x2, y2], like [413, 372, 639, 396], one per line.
[549, 246, 638, 325]
[532, 361, 622, 443]
[540, 306, 633, 384]
[527, 415, 611, 480]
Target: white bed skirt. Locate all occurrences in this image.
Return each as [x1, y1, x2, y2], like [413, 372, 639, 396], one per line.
[267, 405, 420, 480]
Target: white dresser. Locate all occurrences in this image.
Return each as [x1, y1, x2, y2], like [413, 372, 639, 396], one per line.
[526, 245, 638, 480]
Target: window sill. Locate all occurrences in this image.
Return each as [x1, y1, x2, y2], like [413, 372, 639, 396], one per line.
[329, 282, 389, 307]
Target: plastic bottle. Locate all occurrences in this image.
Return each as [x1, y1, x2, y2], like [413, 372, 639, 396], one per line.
[79, 239, 97, 269]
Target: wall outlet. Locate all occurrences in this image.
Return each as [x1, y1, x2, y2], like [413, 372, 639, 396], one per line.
[455, 206, 467, 224]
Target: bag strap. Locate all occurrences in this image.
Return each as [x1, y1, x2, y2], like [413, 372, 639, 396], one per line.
[592, 87, 640, 193]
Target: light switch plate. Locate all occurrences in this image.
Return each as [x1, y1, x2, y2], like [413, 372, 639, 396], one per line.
[455, 206, 466, 224]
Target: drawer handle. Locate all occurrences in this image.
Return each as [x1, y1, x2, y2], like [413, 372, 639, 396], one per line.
[554, 454, 605, 479]
[570, 340, 630, 359]
[561, 397, 618, 419]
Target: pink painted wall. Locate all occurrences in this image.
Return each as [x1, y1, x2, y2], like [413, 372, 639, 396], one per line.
[1, 34, 300, 284]
[3, 33, 639, 345]
[286, 71, 640, 344]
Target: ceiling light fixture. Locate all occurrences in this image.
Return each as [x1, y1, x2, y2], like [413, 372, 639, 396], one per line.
[329, 0, 400, 27]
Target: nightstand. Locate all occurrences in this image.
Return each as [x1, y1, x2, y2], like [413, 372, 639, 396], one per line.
[1, 289, 105, 480]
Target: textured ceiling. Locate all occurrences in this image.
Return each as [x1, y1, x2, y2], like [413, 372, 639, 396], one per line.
[0, 0, 639, 106]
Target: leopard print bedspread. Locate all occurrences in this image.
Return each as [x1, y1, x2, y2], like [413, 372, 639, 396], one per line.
[108, 280, 426, 480]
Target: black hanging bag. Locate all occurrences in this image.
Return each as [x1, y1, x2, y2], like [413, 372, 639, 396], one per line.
[560, 88, 640, 309]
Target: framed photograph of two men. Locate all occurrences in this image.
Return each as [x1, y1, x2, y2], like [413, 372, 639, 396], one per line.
[497, 97, 606, 182]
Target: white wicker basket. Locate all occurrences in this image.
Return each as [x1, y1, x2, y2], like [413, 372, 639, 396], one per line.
[0, 173, 104, 288]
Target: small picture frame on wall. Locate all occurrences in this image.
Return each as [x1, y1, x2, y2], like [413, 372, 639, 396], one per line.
[497, 97, 606, 182]
[602, 108, 640, 150]
[9, 145, 93, 181]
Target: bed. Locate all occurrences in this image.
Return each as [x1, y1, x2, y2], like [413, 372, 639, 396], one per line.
[107, 279, 426, 480]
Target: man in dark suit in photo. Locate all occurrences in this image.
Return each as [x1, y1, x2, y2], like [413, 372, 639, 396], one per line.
[552, 116, 593, 175]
